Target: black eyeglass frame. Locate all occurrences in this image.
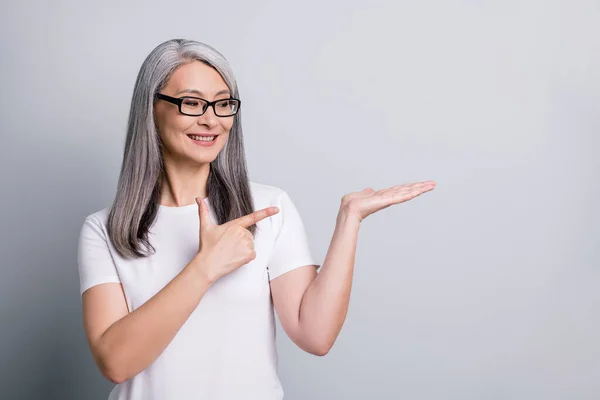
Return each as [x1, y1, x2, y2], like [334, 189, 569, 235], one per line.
[155, 93, 241, 117]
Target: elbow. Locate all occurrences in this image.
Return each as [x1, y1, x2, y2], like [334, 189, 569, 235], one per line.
[90, 334, 132, 384]
[95, 353, 129, 384]
[103, 369, 128, 385]
[100, 362, 129, 384]
[311, 347, 330, 357]
[290, 327, 334, 356]
[294, 330, 335, 357]
[295, 338, 331, 356]
[308, 340, 333, 357]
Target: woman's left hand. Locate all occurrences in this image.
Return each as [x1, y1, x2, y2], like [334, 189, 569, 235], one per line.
[340, 180, 436, 223]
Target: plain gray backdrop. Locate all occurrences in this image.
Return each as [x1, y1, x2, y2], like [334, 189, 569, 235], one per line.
[1, 0, 599, 399]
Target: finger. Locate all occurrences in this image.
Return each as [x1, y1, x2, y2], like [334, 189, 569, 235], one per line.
[375, 184, 412, 196]
[392, 187, 430, 197]
[389, 187, 430, 204]
[414, 181, 436, 189]
[391, 181, 436, 191]
[231, 206, 280, 229]
[410, 182, 436, 194]
[195, 197, 214, 231]
[388, 182, 435, 195]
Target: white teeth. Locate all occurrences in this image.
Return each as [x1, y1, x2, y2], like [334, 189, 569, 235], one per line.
[189, 135, 216, 142]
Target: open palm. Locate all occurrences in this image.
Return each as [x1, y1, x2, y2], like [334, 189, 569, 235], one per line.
[341, 181, 436, 222]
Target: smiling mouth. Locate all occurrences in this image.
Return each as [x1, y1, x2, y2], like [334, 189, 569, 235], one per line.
[187, 134, 217, 142]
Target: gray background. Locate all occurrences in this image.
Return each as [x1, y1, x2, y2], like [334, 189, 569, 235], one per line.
[1, 0, 599, 399]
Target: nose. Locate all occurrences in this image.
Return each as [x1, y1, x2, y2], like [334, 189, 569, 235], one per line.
[196, 105, 218, 128]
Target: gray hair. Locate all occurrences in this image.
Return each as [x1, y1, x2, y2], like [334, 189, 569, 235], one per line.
[107, 39, 255, 259]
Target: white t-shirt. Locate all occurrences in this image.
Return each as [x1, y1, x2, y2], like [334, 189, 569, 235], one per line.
[77, 182, 318, 400]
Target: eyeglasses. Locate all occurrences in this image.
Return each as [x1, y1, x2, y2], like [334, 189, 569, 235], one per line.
[155, 93, 241, 117]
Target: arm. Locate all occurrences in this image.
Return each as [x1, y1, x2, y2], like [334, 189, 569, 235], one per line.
[271, 181, 436, 355]
[270, 209, 359, 356]
[82, 259, 214, 384]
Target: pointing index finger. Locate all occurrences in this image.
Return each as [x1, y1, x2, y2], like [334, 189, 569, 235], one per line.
[233, 206, 280, 228]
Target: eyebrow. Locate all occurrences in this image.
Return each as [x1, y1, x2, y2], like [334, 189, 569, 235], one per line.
[175, 88, 231, 97]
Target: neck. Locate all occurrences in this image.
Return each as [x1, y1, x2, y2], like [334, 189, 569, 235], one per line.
[159, 157, 211, 207]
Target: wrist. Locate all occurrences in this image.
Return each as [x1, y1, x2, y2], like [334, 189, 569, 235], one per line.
[190, 254, 218, 285]
[337, 206, 362, 223]
[336, 207, 362, 227]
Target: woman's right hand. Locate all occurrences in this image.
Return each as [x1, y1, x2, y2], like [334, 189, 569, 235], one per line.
[192, 197, 280, 283]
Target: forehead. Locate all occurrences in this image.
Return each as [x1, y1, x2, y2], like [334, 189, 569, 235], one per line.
[164, 60, 229, 95]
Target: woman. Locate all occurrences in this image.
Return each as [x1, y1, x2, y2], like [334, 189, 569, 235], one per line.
[78, 38, 436, 400]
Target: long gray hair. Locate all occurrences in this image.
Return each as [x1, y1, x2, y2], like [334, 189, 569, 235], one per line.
[107, 39, 255, 259]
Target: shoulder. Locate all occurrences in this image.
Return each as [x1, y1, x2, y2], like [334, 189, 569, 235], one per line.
[81, 206, 111, 231]
[249, 181, 287, 207]
[249, 182, 299, 235]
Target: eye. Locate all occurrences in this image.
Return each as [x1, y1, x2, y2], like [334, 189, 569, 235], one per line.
[182, 99, 201, 108]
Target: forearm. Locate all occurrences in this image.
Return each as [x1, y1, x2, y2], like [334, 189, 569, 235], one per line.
[96, 258, 213, 383]
[297, 209, 360, 354]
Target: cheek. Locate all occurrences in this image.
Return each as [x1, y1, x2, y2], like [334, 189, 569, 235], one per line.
[220, 123, 233, 146]
[155, 108, 175, 139]
[158, 117, 191, 142]
[221, 118, 235, 133]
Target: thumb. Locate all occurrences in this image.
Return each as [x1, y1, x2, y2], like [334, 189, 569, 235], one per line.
[195, 197, 213, 231]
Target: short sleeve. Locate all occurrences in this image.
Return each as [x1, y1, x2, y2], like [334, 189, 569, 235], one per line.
[267, 191, 319, 281]
[77, 215, 121, 296]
